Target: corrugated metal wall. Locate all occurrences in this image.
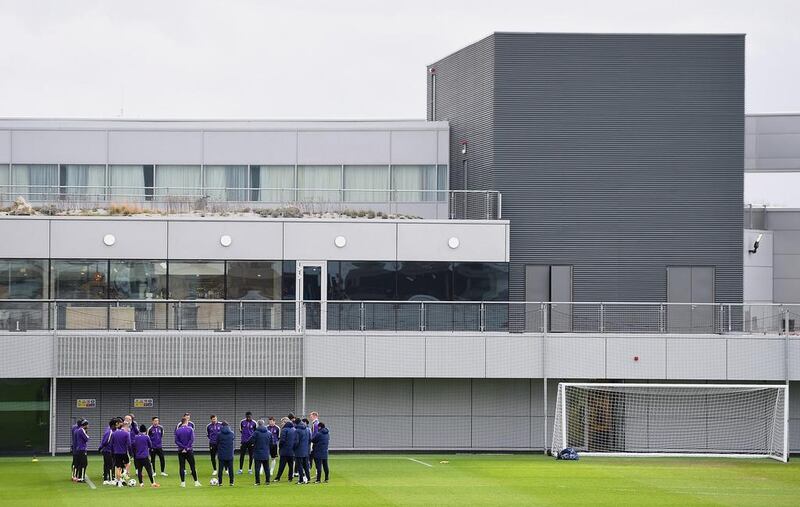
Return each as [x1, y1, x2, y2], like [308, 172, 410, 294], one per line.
[431, 33, 744, 303]
[56, 378, 298, 452]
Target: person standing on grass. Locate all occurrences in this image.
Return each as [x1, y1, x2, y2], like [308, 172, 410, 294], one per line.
[274, 417, 296, 482]
[132, 424, 159, 488]
[216, 421, 236, 486]
[110, 418, 131, 487]
[99, 418, 116, 485]
[73, 420, 89, 483]
[207, 414, 222, 476]
[175, 416, 201, 487]
[177, 412, 195, 430]
[309, 412, 320, 435]
[70, 417, 84, 481]
[249, 419, 274, 486]
[238, 411, 256, 475]
[147, 417, 167, 476]
[311, 422, 330, 483]
[293, 418, 310, 485]
[266, 417, 280, 475]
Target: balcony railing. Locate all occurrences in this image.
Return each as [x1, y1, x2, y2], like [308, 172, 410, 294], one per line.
[1, 300, 798, 335]
[0, 185, 502, 220]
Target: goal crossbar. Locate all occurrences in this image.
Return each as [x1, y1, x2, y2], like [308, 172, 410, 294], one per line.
[552, 383, 788, 462]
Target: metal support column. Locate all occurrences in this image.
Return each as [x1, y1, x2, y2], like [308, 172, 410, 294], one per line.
[50, 377, 57, 456]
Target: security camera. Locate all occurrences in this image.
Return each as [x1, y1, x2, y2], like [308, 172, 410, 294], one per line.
[748, 233, 763, 254]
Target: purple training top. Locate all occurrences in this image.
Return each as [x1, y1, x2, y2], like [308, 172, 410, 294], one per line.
[240, 418, 256, 444]
[74, 427, 89, 452]
[175, 425, 195, 452]
[147, 424, 163, 449]
[132, 434, 152, 460]
[109, 428, 131, 455]
[207, 421, 222, 445]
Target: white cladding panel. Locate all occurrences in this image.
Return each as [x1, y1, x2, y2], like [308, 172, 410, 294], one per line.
[283, 222, 396, 261]
[297, 131, 390, 165]
[397, 223, 508, 261]
[167, 221, 283, 260]
[390, 130, 438, 164]
[437, 130, 449, 165]
[203, 131, 297, 165]
[50, 220, 167, 259]
[11, 130, 107, 164]
[0, 131, 9, 163]
[0, 219, 49, 258]
[108, 130, 203, 164]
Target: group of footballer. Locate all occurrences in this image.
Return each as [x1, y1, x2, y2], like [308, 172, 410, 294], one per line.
[70, 410, 331, 488]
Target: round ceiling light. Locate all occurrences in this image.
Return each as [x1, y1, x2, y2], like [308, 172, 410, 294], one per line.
[220, 235, 232, 247]
[103, 234, 116, 246]
[334, 236, 347, 248]
[448, 237, 460, 249]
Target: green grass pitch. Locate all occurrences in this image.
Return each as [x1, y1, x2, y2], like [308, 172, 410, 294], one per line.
[0, 453, 798, 506]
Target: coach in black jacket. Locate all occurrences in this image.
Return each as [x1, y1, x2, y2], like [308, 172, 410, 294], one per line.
[216, 422, 235, 486]
[248, 420, 274, 485]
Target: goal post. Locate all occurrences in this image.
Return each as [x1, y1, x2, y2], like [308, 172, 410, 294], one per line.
[551, 383, 789, 462]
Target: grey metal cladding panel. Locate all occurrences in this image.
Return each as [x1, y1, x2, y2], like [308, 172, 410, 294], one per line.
[490, 34, 744, 304]
[666, 338, 727, 379]
[764, 211, 800, 231]
[0, 131, 9, 162]
[108, 130, 203, 164]
[390, 130, 438, 164]
[12, 130, 107, 164]
[297, 131, 390, 165]
[412, 417, 471, 447]
[306, 378, 354, 417]
[472, 416, 530, 448]
[203, 131, 297, 165]
[413, 379, 471, 416]
[471, 379, 530, 416]
[726, 338, 785, 380]
[355, 416, 413, 448]
[773, 231, 800, 254]
[0, 219, 49, 258]
[354, 378, 413, 415]
[0, 334, 53, 377]
[50, 219, 168, 259]
[429, 34, 494, 193]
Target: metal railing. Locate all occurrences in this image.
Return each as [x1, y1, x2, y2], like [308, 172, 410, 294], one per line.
[1, 300, 798, 334]
[0, 185, 502, 220]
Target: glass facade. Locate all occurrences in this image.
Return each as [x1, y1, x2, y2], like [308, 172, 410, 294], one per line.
[12, 164, 59, 200]
[51, 260, 108, 299]
[109, 260, 167, 299]
[62, 164, 105, 196]
[297, 165, 341, 202]
[0, 379, 49, 454]
[204, 165, 248, 201]
[344, 165, 389, 202]
[0, 259, 48, 299]
[168, 261, 225, 299]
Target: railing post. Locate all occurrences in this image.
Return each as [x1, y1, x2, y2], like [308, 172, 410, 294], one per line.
[239, 301, 244, 331]
[784, 309, 790, 336]
[485, 192, 490, 220]
[479, 302, 485, 332]
[542, 303, 548, 334]
[599, 303, 604, 333]
[420, 302, 425, 332]
[728, 303, 732, 332]
[659, 304, 664, 333]
[360, 302, 365, 332]
[177, 301, 182, 331]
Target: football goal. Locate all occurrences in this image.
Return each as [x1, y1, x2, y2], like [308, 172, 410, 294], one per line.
[551, 383, 788, 462]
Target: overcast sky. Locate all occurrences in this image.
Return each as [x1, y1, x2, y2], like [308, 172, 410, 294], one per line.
[0, 0, 797, 204]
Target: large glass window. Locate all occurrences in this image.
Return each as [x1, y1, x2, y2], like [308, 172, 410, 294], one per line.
[344, 165, 389, 202]
[391, 165, 438, 202]
[168, 261, 224, 299]
[298, 165, 341, 202]
[0, 259, 48, 299]
[12, 164, 58, 201]
[204, 165, 248, 201]
[110, 165, 149, 200]
[155, 165, 201, 196]
[0, 379, 49, 454]
[109, 260, 167, 299]
[328, 261, 397, 300]
[226, 261, 285, 300]
[63, 164, 105, 197]
[257, 165, 295, 202]
[396, 261, 452, 301]
[453, 262, 509, 301]
[51, 260, 108, 299]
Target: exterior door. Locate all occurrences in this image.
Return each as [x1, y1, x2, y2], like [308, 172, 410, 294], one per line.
[297, 261, 327, 331]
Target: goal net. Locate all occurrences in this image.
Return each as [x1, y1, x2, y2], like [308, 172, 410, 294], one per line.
[551, 383, 788, 462]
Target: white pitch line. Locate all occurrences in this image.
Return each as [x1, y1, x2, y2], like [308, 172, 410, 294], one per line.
[84, 477, 96, 490]
[406, 457, 433, 467]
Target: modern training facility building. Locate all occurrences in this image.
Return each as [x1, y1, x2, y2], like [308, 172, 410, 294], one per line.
[0, 33, 798, 455]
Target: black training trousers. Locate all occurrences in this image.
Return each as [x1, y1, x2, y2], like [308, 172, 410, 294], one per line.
[313, 457, 329, 481]
[150, 447, 165, 473]
[178, 451, 198, 482]
[209, 444, 218, 470]
[74, 452, 88, 480]
[102, 453, 114, 481]
[254, 459, 270, 484]
[274, 456, 294, 481]
[239, 442, 254, 471]
[217, 458, 234, 485]
[134, 457, 154, 484]
[294, 456, 309, 483]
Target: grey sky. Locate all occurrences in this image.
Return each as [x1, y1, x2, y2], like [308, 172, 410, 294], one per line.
[0, 0, 797, 205]
[0, 0, 798, 118]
